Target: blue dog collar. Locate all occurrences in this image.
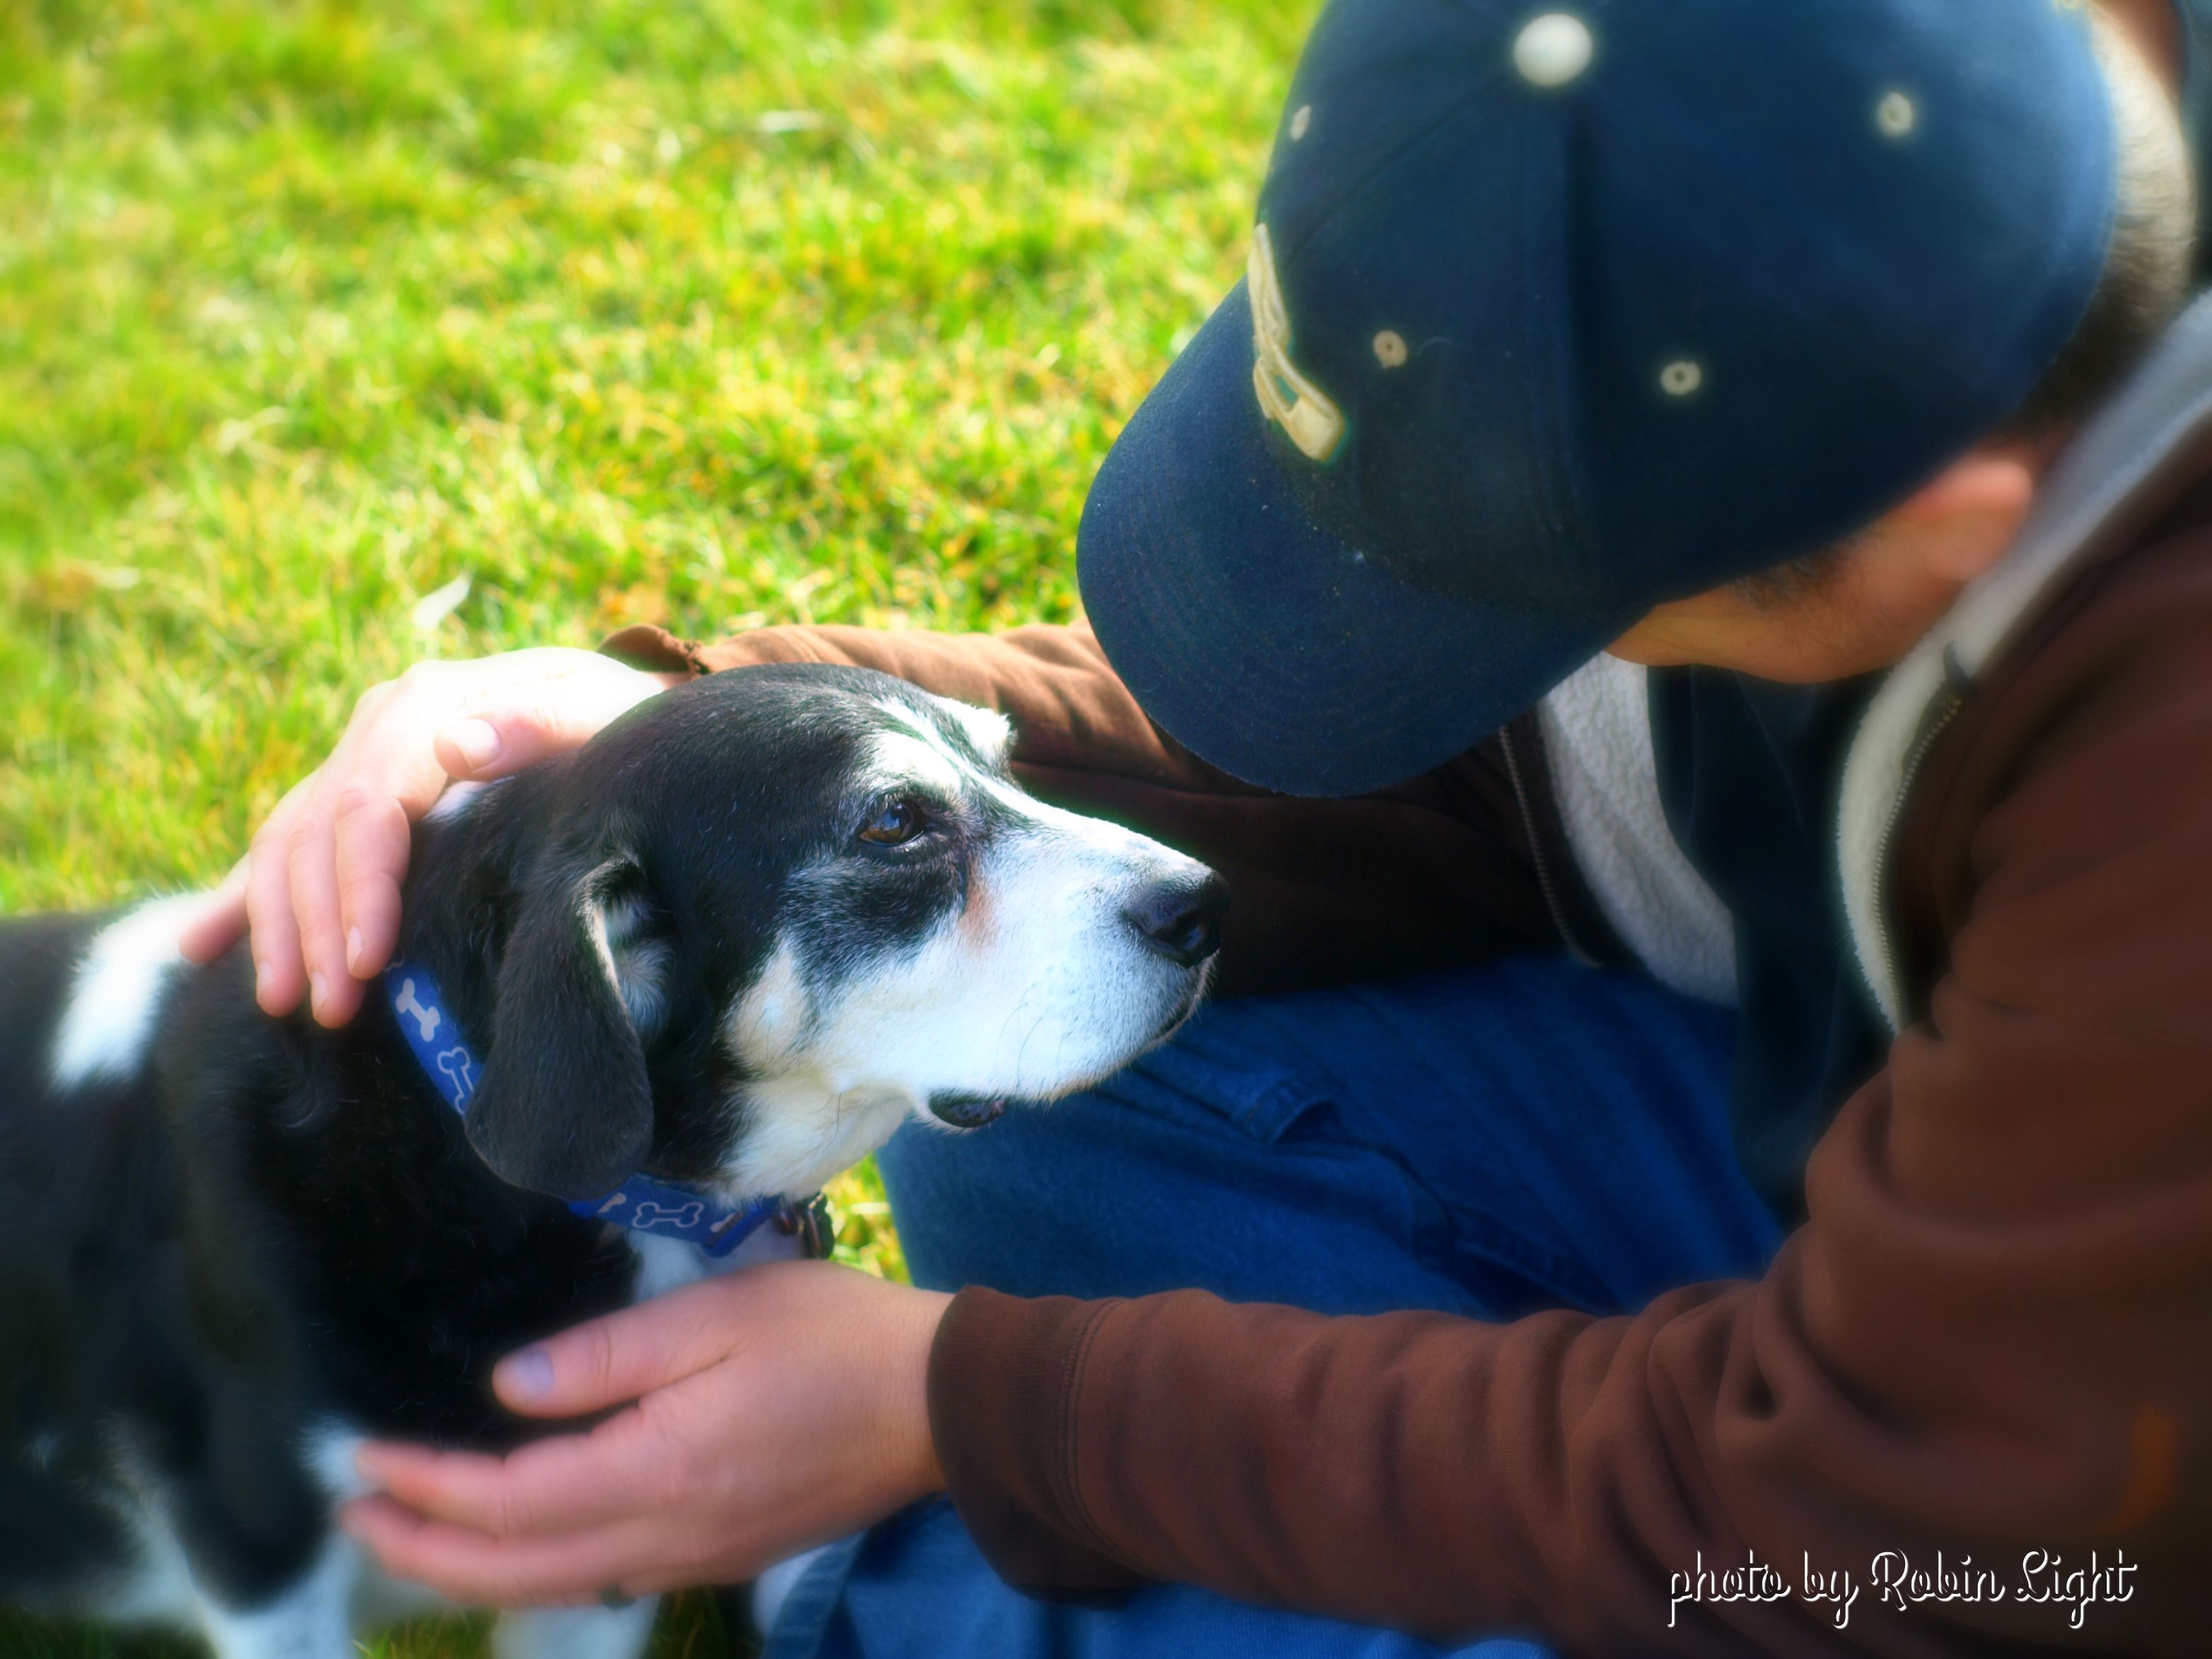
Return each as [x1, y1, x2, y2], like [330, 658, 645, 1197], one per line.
[383, 959, 781, 1257]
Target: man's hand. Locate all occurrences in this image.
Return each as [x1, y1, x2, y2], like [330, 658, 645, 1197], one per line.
[180, 648, 682, 1028]
[338, 1262, 953, 1607]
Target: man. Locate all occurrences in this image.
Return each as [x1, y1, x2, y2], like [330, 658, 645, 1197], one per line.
[185, 0, 2212, 1651]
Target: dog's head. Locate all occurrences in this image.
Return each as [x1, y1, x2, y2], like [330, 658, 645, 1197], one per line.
[433, 665, 1225, 1204]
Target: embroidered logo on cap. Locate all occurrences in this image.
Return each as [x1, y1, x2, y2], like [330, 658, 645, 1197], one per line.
[1249, 223, 1346, 463]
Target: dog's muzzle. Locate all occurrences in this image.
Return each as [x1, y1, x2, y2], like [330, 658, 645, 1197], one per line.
[927, 1093, 1008, 1129]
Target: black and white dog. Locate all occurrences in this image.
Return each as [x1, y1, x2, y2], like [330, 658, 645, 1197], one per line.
[0, 664, 1226, 1658]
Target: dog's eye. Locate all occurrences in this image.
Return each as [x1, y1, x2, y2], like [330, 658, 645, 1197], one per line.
[858, 799, 929, 847]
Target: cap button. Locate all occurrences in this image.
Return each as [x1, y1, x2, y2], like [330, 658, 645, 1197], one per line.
[1513, 13, 1595, 89]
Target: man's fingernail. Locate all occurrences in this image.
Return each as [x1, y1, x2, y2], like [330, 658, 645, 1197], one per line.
[347, 927, 364, 972]
[449, 719, 502, 772]
[255, 961, 273, 1000]
[310, 972, 329, 1013]
[502, 1347, 555, 1399]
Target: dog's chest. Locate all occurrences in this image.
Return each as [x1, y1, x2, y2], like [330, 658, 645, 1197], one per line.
[625, 1214, 807, 1300]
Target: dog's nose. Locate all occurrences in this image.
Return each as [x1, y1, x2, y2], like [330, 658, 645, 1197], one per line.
[1123, 872, 1229, 967]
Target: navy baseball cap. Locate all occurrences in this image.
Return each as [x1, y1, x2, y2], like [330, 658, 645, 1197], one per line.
[1078, 0, 2119, 796]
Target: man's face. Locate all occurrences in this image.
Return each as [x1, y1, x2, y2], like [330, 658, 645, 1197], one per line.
[1605, 447, 2039, 682]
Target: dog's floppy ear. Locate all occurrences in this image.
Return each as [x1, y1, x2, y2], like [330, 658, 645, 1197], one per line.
[466, 854, 655, 1201]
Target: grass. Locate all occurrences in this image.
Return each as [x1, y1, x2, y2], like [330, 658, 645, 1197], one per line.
[0, 0, 1310, 1650]
[0, 1600, 745, 1659]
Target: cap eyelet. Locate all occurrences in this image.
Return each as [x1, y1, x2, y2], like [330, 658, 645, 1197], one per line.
[1513, 13, 1595, 89]
[1289, 104, 1312, 141]
[1876, 91, 1916, 138]
[1660, 359, 1704, 397]
[1372, 330, 1408, 368]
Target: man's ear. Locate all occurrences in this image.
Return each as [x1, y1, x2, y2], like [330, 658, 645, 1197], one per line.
[466, 854, 655, 1202]
[1883, 448, 2038, 585]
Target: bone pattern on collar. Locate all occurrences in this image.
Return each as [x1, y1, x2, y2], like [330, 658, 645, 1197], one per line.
[380, 959, 781, 1257]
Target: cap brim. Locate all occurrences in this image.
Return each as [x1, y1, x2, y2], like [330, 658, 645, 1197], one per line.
[1079, 281, 1631, 798]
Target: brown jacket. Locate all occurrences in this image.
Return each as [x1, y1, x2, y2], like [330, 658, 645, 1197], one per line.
[607, 311, 2212, 1653]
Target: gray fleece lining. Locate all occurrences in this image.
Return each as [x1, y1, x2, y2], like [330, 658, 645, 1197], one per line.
[1839, 292, 2212, 1030]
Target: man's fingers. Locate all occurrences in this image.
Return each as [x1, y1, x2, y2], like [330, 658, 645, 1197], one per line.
[233, 653, 679, 1021]
[356, 1410, 665, 1539]
[178, 862, 250, 965]
[245, 794, 310, 1015]
[433, 670, 679, 784]
[493, 1276, 749, 1420]
[286, 796, 361, 1028]
[332, 787, 417, 983]
[344, 1264, 945, 1608]
[433, 717, 511, 781]
[436, 706, 605, 782]
[339, 1494, 670, 1609]
[328, 674, 501, 979]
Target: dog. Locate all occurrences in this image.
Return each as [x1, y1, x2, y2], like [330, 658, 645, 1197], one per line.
[0, 663, 1226, 1658]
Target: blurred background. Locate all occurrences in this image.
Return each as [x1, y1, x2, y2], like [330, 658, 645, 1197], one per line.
[0, 0, 1312, 1650]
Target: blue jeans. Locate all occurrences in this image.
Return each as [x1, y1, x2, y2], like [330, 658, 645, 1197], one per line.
[767, 955, 1783, 1659]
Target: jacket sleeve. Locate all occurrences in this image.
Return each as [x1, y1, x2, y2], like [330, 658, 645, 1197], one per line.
[603, 620, 1559, 995]
[919, 545, 2212, 1655]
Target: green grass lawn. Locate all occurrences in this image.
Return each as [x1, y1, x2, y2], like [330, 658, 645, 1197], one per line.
[0, 0, 1309, 1651]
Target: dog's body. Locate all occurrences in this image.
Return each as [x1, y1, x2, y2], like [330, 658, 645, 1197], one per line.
[0, 665, 1224, 1658]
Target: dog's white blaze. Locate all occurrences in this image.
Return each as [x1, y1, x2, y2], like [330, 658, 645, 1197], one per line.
[875, 694, 1015, 779]
[877, 702, 1145, 863]
[50, 895, 207, 1092]
[861, 726, 968, 803]
[921, 692, 1014, 764]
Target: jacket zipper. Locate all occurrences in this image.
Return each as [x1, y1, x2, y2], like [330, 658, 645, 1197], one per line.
[1865, 647, 1972, 1020]
[1497, 719, 1601, 965]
